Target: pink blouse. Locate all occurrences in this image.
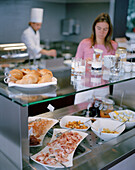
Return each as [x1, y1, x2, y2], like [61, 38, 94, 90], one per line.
[75, 38, 118, 59]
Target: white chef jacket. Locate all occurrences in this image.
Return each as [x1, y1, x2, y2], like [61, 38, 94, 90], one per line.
[21, 26, 42, 59]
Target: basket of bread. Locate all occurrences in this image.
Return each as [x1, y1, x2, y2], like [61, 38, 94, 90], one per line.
[4, 68, 57, 88]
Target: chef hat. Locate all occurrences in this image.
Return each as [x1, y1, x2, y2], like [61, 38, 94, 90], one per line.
[30, 8, 44, 23]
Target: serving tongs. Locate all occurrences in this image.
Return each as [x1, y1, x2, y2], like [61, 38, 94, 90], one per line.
[80, 115, 98, 126]
[50, 155, 67, 168]
[55, 128, 75, 138]
[78, 119, 91, 126]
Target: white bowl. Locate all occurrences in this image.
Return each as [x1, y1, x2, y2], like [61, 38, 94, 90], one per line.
[109, 110, 135, 129]
[123, 61, 132, 72]
[62, 53, 72, 59]
[60, 115, 92, 131]
[91, 118, 125, 141]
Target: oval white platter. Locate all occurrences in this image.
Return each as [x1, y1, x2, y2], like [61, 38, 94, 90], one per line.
[6, 77, 57, 89]
[28, 116, 59, 147]
[31, 128, 88, 168]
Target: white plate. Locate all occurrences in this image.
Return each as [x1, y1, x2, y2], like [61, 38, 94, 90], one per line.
[109, 110, 135, 129]
[31, 128, 88, 168]
[63, 60, 72, 66]
[28, 116, 59, 147]
[6, 77, 57, 89]
[60, 115, 92, 131]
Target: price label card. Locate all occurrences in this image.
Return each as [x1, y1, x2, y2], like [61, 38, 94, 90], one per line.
[47, 104, 55, 112]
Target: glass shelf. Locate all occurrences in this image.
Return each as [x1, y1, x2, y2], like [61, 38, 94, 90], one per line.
[0, 67, 135, 107]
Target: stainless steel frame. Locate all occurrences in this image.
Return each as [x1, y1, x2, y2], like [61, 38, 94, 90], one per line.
[0, 95, 29, 170]
[113, 79, 135, 110]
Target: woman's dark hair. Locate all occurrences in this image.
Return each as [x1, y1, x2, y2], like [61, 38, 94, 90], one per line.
[90, 13, 113, 51]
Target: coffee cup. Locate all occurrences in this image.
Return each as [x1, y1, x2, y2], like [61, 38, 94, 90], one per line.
[123, 61, 132, 72]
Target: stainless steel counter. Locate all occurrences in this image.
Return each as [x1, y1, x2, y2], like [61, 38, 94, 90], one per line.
[0, 97, 135, 170]
[28, 103, 135, 170]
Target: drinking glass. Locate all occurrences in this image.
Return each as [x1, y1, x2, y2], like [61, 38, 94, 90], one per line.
[91, 48, 103, 73]
[110, 56, 121, 75]
[74, 58, 86, 75]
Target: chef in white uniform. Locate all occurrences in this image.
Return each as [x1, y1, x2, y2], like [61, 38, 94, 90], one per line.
[21, 8, 56, 59]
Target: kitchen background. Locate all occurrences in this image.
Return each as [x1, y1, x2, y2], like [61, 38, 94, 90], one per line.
[0, 0, 130, 44]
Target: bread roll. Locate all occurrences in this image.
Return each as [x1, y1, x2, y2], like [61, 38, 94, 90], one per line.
[22, 69, 40, 76]
[39, 69, 53, 78]
[9, 68, 53, 84]
[21, 68, 31, 74]
[9, 69, 23, 81]
[38, 74, 52, 84]
[23, 73, 39, 83]
[16, 73, 39, 84]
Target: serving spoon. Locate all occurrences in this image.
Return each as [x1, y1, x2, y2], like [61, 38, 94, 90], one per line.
[79, 118, 92, 126]
[78, 114, 98, 127]
[112, 120, 128, 132]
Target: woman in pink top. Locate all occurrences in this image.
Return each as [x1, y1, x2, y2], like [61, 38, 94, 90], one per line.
[74, 13, 118, 105]
[75, 13, 118, 60]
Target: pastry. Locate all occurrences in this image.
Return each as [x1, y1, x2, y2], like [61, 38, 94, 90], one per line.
[21, 68, 31, 74]
[16, 73, 39, 84]
[22, 68, 40, 77]
[9, 69, 23, 81]
[39, 69, 53, 77]
[38, 74, 52, 84]
[8, 68, 53, 84]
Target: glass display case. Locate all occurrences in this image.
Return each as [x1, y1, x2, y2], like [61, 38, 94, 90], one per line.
[1, 66, 135, 107]
[0, 64, 135, 169]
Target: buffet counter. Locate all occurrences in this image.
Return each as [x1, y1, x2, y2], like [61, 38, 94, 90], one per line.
[0, 61, 135, 170]
[29, 104, 135, 170]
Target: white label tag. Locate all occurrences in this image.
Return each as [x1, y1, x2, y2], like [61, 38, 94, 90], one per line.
[47, 104, 55, 112]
